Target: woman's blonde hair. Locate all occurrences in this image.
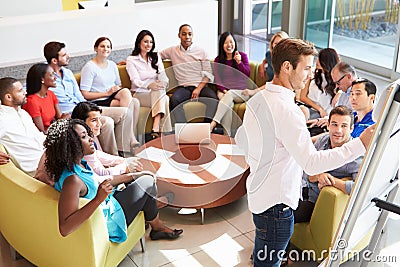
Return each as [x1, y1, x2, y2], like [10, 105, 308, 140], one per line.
[269, 31, 289, 51]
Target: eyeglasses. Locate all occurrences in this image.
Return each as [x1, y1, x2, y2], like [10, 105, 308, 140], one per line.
[334, 73, 347, 85]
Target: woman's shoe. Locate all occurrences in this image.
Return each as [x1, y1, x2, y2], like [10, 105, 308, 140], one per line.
[150, 130, 160, 139]
[149, 229, 183, 240]
[131, 141, 141, 149]
[157, 192, 174, 209]
[164, 192, 174, 205]
[129, 141, 141, 156]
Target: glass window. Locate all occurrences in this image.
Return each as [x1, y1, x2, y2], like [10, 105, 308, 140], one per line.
[252, 3, 268, 31]
[271, 1, 283, 30]
[332, 0, 398, 69]
[250, 0, 283, 39]
[305, 0, 333, 48]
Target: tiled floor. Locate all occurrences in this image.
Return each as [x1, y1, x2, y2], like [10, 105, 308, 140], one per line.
[2, 193, 400, 266]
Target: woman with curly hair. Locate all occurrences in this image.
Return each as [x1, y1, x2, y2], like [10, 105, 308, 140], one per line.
[44, 119, 183, 242]
[299, 48, 340, 120]
[126, 30, 172, 139]
[23, 63, 69, 133]
[71, 102, 173, 208]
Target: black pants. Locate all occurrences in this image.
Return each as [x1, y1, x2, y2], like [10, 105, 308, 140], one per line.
[169, 85, 218, 123]
[293, 187, 315, 223]
[113, 175, 158, 225]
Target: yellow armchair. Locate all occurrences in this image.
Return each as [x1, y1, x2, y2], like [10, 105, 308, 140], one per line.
[291, 186, 349, 260]
[290, 186, 372, 262]
[0, 145, 145, 267]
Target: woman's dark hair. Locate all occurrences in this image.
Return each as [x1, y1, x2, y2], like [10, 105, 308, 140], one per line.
[217, 32, 238, 69]
[131, 30, 159, 73]
[314, 48, 340, 98]
[26, 63, 50, 95]
[44, 119, 93, 182]
[94, 37, 112, 49]
[71, 102, 102, 121]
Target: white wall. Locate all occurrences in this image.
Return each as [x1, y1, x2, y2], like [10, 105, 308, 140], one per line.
[0, 0, 218, 67]
[0, 0, 62, 17]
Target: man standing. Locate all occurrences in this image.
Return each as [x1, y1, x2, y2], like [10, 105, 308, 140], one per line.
[295, 106, 362, 223]
[331, 62, 357, 108]
[0, 77, 45, 176]
[235, 39, 373, 266]
[160, 24, 218, 123]
[349, 78, 376, 137]
[43, 41, 139, 155]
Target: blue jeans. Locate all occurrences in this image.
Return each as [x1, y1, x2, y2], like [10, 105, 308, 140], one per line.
[252, 204, 294, 267]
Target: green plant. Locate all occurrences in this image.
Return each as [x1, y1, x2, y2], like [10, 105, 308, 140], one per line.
[337, 0, 346, 28]
[335, 0, 376, 30]
[385, 0, 399, 24]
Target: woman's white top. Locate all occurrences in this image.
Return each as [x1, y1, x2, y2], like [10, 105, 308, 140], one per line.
[126, 54, 168, 93]
[307, 73, 332, 113]
[80, 60, 121, 100]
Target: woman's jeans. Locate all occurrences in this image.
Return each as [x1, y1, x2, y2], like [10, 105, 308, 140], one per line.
[252, 203, 294, 267]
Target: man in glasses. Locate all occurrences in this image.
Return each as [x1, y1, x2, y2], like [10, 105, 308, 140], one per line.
[350, 78, 376, 137]
[331, 62, 357, 109]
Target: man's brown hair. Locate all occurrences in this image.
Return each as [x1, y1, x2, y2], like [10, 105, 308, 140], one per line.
[44, 41, 65, 64]
[271, 38, 317, 76]
[329, 105, 354, 127]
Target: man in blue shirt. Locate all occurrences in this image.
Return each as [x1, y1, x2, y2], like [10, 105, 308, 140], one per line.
[44, 41, 137, 155]
[349, 78, 376, 138]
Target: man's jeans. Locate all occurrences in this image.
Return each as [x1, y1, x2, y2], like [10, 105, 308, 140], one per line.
[252, 204, 294, 267]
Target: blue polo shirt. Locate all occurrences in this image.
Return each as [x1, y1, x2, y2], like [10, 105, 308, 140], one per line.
[49, 67, 85, 113]
[351, 110, 374, 138]
[54, 159, 127, 243]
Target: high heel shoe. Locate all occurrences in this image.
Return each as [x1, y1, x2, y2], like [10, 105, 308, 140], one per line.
[157, 192, 174, 209]
[150, 130, 160, 139]
[149, 228, 183, 240]
[131, 141, 141, 148]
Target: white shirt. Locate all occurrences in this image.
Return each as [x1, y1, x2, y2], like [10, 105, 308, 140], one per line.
[0, 105, 45, 176]
[159, 44, 213, 87]
[126, 54, 169, 93]
[235, 83, 366, 214]
[337, 87, 352, 109]
[308, 75, 333, 114]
